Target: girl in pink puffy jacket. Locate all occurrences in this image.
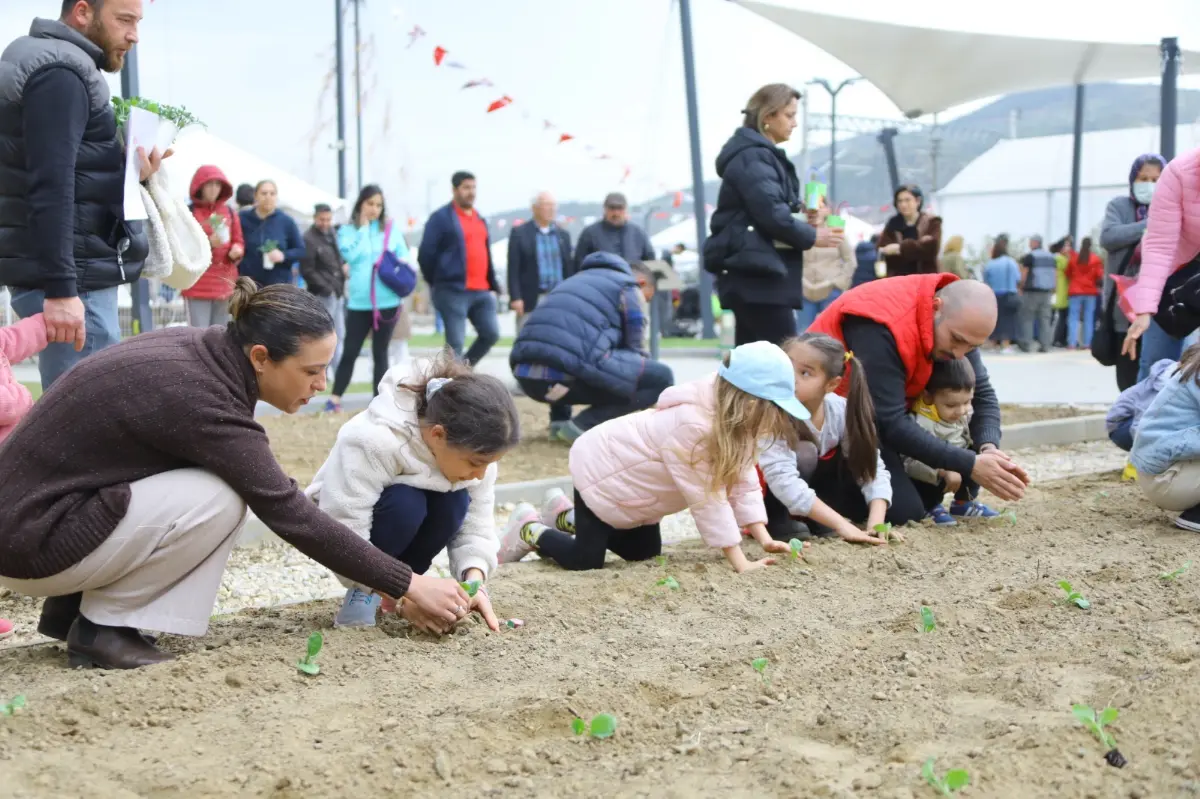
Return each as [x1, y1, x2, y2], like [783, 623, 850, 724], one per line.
[498, 341, 811, 573]
[0, 311, 49, 639]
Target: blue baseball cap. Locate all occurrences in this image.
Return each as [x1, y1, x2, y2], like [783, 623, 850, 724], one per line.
[717, 341, 810, 421]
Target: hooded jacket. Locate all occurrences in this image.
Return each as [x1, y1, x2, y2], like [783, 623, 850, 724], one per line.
[568, 375, 767, 548]
[510, 251, 649, 397]
[705, 128, 815, 308]
[183, 165, 243, 301]
[305, 364, 499, 582]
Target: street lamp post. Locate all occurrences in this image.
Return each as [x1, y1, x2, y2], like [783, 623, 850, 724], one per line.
[805, 77, 862, 205]
[334, 0, 347, 199]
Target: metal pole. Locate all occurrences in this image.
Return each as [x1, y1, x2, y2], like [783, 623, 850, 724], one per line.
[679, 0, 714, 339]
[353, 0, 364, 192]
[643, 205, 662, 359]
[1161, 37, 1179, 161]
[1068, 83, 1085, 240]
[799, 91, 810, 181]
[120, 47, 153, 337]
[334, 0, 347, 199]
[829, 89, 838, 205]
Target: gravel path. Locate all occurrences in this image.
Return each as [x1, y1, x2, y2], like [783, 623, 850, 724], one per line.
[0, 440, 1128, 649]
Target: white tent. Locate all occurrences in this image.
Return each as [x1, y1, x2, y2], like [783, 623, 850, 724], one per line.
[936, 125, 1200, 252]
[733, 1, 1199, 117]
[163, 128, 347, 225]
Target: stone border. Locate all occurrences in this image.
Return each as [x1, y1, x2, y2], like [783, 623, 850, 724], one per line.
[235, 413, 1109, 548]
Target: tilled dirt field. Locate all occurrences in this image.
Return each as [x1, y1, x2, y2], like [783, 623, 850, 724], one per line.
[262, 399, 1093, 487]
[2, 473, 1197, 798]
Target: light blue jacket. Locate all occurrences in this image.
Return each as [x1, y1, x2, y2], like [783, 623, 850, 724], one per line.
[338, 220, 410, 312]
[1130, 366, 1200, 476]
[1106, 358, 1175, 434]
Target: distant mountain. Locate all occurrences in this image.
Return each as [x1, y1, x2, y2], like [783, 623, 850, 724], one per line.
[487, 83, 1200, 240]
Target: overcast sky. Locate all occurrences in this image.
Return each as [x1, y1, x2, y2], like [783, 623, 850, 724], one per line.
[3, 0, 1199, 218]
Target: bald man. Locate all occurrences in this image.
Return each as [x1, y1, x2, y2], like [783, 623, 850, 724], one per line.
[507, 191, 573, 328]
[809, 274, 1029, 525]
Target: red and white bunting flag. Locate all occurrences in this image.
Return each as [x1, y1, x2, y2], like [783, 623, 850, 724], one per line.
[558, 133, 574, 144]
[433, 46, 447, 66]
[486, 95, 514, 113]
[621, 166, 632, 183]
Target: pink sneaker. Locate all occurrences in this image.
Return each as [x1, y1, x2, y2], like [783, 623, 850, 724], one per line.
[0, 617, 13, 639]
[540, 488, 574, 530]
[498, 503, 540, 564]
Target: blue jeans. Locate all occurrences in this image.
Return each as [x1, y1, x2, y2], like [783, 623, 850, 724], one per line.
[795, 290, 841, 333]
[369, 484, 471, 576]
[432, 287, 499, 365]
[1109, 419, 1134, 452]
[11, 287, 121, 390]
[1067, 294, 1097, 348]
[1138, 319, 1197, 382]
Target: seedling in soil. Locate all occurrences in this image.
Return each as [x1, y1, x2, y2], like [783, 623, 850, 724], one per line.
[789, 538, 804, 561]
[874, 522, 902, 542]
[571, 713, 617, 739]
[654, 555, 668, 568]
[459, 580, 482, 597]
[259, 239, 280, 254]
[656, 576, 680, 590]
[921, 758, 970, 795]
[1057, 580, 1091, 609]
[920, 606, 937, 633]
[0, 695, 26, 717]
[992, 509, 1017, 526]
[1072, 704, 1126, 768]
[295, 632, 323, 676]
[1160, 560, 1192, 581]
[751, 657, 771, 686]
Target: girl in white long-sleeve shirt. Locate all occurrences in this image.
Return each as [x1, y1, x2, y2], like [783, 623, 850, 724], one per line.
[757, 334, 898, 544]
[307, 353, 520, 632]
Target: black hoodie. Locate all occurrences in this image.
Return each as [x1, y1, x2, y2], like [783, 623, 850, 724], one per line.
[704, 127, 816, 308]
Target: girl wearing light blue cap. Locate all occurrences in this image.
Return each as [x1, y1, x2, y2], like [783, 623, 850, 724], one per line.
[499, 341, 811, 573]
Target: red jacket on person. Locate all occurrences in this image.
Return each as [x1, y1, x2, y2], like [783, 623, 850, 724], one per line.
[1066, 252, 1104, 296]
[183, 165, 244, 301]
[807, 272, 959, 405]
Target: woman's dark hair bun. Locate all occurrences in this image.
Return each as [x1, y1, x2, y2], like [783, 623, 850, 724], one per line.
[228, 276, 259, 322]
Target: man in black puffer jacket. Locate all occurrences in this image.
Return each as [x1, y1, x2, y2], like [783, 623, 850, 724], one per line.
[0, 1, 163, 389]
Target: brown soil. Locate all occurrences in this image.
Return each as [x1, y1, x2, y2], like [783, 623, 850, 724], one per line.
[3, 473, 1198, 798]
[261, 400, 1090, 488]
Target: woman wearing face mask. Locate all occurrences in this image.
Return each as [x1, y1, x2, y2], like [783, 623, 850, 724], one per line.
[1099, 154, 1168, 389]
[878, 185, 942, 277]
[705, 83, 844, 345]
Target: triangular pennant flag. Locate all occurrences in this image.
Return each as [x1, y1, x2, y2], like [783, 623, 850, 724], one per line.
[486, 95, 513, 113]
[543, 120, 554, 130]
[672, 191, 683, 208]
[407, 25, 426, 48]
[558, 133, 574, 144]
[433, 46, 447, 66]
[597, 153, 612, 160]
[462, 78, 493, 90]
[621, 166, 632, 183]
[445, 61, 467, 69]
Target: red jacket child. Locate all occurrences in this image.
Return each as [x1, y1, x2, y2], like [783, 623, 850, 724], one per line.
[183, 165, 244, 301]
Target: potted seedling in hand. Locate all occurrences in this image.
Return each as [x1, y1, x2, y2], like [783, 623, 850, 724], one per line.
[208, 213, 231, 245]
[259, 239, 282, 271]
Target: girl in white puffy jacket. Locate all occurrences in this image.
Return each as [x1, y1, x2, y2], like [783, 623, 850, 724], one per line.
[307, 352, 520, 633]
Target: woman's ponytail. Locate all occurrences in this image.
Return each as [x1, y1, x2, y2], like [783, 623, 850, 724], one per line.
[842, 351, 879, 484]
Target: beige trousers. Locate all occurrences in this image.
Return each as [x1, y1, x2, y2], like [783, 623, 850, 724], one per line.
[0, 469, 247, 636]
[1137, 459, 1200, 512]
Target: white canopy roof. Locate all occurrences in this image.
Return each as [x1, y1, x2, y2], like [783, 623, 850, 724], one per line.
[163, 129, 347, 224]
[734, 1, 1199, 117]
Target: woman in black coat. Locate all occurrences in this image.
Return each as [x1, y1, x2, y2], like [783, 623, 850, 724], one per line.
[704, 83, 843, 345]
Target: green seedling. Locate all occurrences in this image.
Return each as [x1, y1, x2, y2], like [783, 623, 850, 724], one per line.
[0, 695, 26, 717]
[209, 213, 225, 228]
[295, 631, 323, 676]
[920, 606, 937, 633]
[654, 555, 668, 568]
[751, 657, 770, 686]
[259, 239, 280, 254]
[111, 97, 204, 128]
[1160, 560, 1192, 581]
[1073, 703, 1126, 766]
[1057, 580, 1091, 609]
[571, 713, 617, 739]
[788, 538, 804, 561]
[459, 580, 481, 597]
[656, 576, 680, 590]
[921, 758, 970, 795]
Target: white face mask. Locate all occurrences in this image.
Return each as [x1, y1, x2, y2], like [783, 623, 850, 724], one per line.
[1133, 181, 1157, 205]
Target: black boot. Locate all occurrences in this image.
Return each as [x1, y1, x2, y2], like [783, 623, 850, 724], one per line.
[37, 593, 82, 641]
[66, 616, 175, 670]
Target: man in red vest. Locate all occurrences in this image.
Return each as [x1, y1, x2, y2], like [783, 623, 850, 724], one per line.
[809, 274, 1030, 524]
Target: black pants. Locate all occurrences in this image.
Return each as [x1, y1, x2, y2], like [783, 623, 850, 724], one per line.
[763, 447, 870, 540]
[333, 309, 400, 397]
[537, 490, 661, 571]
[516, 360, 674, 430]
[1053, 308, 1069, 347]
[727, 299, 797, 346]
[369, 484, 470, 575]
[1115, 337, 1141, 392]
[882, 447, 976, 525]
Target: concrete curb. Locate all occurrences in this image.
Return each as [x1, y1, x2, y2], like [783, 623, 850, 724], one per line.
[235, 412, 1111, 548]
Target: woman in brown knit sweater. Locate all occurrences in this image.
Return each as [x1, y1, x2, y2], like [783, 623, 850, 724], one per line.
[0, 279, 474, 669]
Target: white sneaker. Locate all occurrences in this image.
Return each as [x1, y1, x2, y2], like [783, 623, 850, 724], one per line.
[540, 488, 574, 530]
[334, 587, 381, 628]
[498, 503, 540, 564]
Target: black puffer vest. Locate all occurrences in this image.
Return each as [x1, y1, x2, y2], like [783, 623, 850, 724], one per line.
[0, 18, 146, 292]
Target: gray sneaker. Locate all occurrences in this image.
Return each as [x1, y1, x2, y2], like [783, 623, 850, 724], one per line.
[551, 420, 584, 444]
[334, 587, 381, 628]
